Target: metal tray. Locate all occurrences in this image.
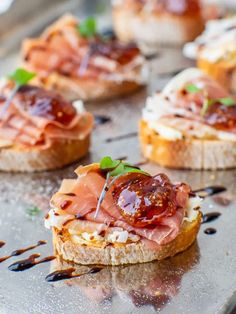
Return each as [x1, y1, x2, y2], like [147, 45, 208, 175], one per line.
[0, 4, 236, 314]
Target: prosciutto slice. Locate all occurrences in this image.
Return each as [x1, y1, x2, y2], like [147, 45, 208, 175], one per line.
[50, 165, 189, 246]
[0, 83, 93, 148]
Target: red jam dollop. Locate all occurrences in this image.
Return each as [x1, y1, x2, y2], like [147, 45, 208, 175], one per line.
[204, 102, 236, 130]
[112, 173, 180, 227]
[17, 85, 76, 125]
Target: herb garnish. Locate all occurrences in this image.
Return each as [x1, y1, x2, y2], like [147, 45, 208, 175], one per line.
[185, 84, 236, 116]
[94, 157, 149, 218]
[25, 206, 41, 219]
[185, 84, 201, 93]
[77, 17, 97, 38]
[0, 68, 36, 119]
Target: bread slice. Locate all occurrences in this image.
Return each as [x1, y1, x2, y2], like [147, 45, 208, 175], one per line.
[112, 5, 204, 50]
[30, 71, 142, 102]
[139, 120, 236, 170]
[52, 211, 201, 266]
[198, 58, 236, 93]
[0, 135, 90, 172]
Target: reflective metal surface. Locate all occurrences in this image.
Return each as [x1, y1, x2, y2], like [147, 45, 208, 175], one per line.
[0, 3, 236, 314]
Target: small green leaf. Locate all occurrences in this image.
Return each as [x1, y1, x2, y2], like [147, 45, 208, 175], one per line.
[25, 206, 41, 218]
[100, 156, 120, 170]
[217, 97, 235, 106]
[9, 68, 36, 87]
[123, 166, 149, 176]
[77, 17, 97, 38]
[110, 163, 125, 176]
[185, 84, 202, 93]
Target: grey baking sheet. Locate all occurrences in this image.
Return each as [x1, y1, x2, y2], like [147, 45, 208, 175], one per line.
[1, 3, 236, 314]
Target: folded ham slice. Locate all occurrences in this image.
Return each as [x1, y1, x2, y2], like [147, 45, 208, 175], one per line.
[49, 164, 190, 247]
[22, 14, 143, 83]
[0, 83, 93, 148]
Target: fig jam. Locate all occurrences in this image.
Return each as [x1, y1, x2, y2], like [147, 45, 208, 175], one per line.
[17, 85, 76, 125]
[112, 173, 178, 227]
[204, 102, 236, 130]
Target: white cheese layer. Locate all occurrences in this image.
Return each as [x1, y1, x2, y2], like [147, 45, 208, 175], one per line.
[142, 68, 236, 142]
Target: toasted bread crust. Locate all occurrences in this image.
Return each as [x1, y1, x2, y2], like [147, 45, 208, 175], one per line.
[0, 135, 90, 172]
[197, 58, 236, 93]
[112, 5, 204, 47]
[52, 212, 201, 265]
[139, 120, 236, 170]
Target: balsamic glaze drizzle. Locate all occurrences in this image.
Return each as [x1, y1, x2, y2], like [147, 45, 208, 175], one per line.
[202, 212, 221, 224]
[8, 254, 55, 272]
[94, 115, 111, 125]
[106, 132, 138, 143]
[0, 241, 5, 248]
[204, 228, 217, 235]
[0, 240, 47, 263]
[193, 186, 226, 198]
[45, 267, 102, 282]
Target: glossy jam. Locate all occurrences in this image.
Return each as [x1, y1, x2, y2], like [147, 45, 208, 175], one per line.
[205, 103, 236, 130]
[112, 173, 178, 227]
[17, 85, 76, 125]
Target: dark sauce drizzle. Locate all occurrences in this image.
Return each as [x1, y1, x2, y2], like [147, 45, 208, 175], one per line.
[193, 186, 226, 198]
[204, 228, 217, 235]
[94, 115, 112, 125]
[0, 240, 47, 263]
[45, 266, 102, 282]
[8, 254, 55, 272]
[0, 241, 5, 248]
[202, 212, 221, 224]
[106, 132, 138, 143]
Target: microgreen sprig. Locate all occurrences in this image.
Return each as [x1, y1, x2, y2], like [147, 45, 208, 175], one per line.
[0, 68, 36, 119]
[94, 157, 149, 218]
[185, 84, 236, 116]
[77, 17, 97, 38]
[25, 206, 41, 219]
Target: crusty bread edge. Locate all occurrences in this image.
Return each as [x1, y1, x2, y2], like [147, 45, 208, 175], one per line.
[139, 120, 236, 170]
[0, 135, 90, 172]
[112, 5, 204, 46]
[197, 58, 236, 94]
[52, 211, 201, 266]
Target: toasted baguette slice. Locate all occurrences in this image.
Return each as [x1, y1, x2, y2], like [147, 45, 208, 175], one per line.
[0, 136, 90, 172]
[52, 211, 201, 266]
[112, 5, 204, 51]
[197, 58, 236, 93]
[28, 71, 142, 102]
[139, 120, 236, 170]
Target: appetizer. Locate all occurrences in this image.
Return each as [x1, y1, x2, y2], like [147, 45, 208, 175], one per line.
[112, 0, 204, 51]
[45, 157, 202, 265]
[195, 20, 236, 93]
[140, 68, 236, 170]
[183, 15, 236, 60]
[22, 14, 145, 102]
[0, 68, 93, 172]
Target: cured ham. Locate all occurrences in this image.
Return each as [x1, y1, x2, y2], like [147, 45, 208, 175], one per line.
[0, 83, 93, 148]
[143, 68, 236, 135]
[22, 14, 143, 82]
[47, 164, 191, 247]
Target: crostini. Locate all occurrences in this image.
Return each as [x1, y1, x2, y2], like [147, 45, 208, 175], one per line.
[45, 157, 202, 265]
[140, 68, 236, 170]
[0, 68, 93, 172]
[195, 22, 236, 93]
[112, 0, 204, 51]
[183, 15, 236, 60]
[22, 14, 146, 102]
